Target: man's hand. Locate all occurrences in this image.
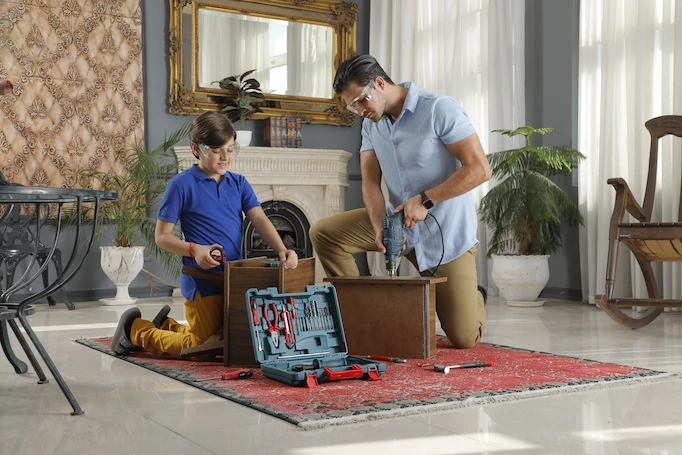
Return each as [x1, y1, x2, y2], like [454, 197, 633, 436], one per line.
[395, 196, 428, 228]
[279, 249, 298, 270]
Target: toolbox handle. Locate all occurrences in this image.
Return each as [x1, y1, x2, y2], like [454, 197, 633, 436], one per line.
[324, 364, 364, 381]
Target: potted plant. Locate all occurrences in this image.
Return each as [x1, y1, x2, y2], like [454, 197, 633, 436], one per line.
[71, 123, 191, 305]
[212, 69, 265, 146]
[479, 126, 586, 306]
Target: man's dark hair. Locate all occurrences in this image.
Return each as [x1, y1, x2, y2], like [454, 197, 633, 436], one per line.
[333, 54, 394, 94]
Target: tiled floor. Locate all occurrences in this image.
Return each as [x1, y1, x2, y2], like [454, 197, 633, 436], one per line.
[2, 296, 682, 454]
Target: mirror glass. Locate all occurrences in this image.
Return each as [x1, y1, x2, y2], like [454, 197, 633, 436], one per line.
[196, 8, 333, 99]
[170, 0, 357, 127]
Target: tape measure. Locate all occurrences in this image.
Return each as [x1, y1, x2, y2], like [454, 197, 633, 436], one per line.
[210, 247, 224, 262]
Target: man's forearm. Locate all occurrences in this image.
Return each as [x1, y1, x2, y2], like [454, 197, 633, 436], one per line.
[362, 182, 387, 234]
[425, 164, 489, 204]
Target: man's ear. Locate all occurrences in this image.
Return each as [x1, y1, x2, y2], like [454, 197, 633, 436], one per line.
[374, 76, 385, 90]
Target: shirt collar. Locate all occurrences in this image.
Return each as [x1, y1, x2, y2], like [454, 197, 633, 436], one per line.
[188, 163, 231, 183]
[400, 81, 419, 114]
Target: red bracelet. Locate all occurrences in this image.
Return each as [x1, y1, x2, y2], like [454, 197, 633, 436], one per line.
[188, 242, 195, 258]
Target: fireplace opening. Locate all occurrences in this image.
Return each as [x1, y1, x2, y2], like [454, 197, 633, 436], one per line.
[242, 200, 312, 259]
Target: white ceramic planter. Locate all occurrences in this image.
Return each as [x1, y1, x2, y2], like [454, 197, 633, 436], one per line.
[99, 246, 145, 306]
[491, 254, 550, 307]
[236, 130, 252, 147]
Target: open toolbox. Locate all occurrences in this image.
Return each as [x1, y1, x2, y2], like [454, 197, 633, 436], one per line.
[245, 284, 387, 388]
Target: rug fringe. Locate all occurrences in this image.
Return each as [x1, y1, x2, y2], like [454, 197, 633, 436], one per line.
[297, 372, 679, 430]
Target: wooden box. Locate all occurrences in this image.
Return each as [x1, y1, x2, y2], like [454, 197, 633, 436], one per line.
[224, 257, 316, 366]
[325, 276, 446, 359]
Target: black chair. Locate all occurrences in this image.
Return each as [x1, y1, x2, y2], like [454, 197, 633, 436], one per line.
[0, 174, 73, 310]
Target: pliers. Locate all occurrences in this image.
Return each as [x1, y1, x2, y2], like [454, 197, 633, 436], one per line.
[263, 303, 280, 348]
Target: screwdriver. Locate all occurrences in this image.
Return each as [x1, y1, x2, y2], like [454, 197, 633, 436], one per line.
[366, 355, 407, 363]
[193, 369, 253, 381]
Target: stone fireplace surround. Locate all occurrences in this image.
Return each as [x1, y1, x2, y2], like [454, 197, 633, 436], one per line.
[174, 146, 352, 282]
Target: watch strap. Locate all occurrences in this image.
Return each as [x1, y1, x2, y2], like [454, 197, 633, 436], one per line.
[419, 191, 434, 209]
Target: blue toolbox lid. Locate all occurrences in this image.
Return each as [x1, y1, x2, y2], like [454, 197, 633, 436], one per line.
[245, 284, 348, 365]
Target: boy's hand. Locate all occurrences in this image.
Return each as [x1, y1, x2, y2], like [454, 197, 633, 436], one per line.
[194, 243, 224, 269]
[279, 249, 298, 270]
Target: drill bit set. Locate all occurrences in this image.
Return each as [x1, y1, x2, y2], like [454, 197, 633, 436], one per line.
[246, 284, 386, 388]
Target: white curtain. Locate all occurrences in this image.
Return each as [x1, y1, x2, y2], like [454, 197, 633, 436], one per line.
[198, 10, 270, 89]
[286, 22, 333, 98]
[578, 0, 682, 307]
[367, 0, 526, 291]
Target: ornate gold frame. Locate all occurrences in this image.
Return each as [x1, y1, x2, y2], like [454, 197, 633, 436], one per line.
[168, 0, 357, 126]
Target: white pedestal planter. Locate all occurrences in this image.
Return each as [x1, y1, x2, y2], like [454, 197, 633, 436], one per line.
[236, 130, 252, 147]
[99, 246, 145, 306]
[491, 254, 550, 307]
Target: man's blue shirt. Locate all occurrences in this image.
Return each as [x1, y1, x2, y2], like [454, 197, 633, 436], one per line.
[158, 164, 260, 300]
[360, 82, 478, 271]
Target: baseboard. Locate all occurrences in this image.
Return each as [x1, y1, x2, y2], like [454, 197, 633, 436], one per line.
[8, 285, 176, 304]
[540, 286, 582, 301]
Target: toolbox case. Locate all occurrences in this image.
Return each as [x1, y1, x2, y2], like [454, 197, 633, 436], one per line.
[245, 284, 386, 388]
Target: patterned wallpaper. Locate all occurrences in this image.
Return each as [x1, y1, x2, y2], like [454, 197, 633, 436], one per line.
[0, 0, 143, 188]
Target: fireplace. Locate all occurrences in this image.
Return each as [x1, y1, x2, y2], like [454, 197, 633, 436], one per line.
[242, 200, 312, 260]
[174, 145, 352, 282]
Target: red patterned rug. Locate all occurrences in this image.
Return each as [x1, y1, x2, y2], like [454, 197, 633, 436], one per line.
[75, 337, 673, 429]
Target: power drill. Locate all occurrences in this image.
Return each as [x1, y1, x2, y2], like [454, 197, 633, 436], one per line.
[382, 211, 404, 278]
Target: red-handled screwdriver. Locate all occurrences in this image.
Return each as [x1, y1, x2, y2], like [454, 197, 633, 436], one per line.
[194, 369, 253, 382]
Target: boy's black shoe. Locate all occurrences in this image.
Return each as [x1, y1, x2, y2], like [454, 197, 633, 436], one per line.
[478, 285, 488, 306]
[151, 305, 171, 328]
[111, 307, 141, 355]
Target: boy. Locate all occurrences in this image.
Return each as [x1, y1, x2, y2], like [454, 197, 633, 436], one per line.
[111, 112, 298, 358]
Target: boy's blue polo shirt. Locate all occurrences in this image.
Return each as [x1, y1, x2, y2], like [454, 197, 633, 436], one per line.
[360, 82, 478, 271]
[158, 164, 260, 300]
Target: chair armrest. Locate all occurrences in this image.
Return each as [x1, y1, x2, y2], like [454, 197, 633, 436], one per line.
[607, 178, 647, 222]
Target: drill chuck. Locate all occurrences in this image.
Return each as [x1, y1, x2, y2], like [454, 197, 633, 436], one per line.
[382, 211, 404, 277]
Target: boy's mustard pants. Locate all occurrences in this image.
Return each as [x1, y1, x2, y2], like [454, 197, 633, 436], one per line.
[310, 208, 486, 349]
[130, 292, 223, 358]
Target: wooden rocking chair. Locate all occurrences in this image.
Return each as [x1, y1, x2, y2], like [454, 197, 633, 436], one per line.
[596, 115, 682, 328]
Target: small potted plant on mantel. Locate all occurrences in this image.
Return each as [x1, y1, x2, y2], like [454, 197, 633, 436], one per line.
[479, 126, 586, 307]
[212, 69, 265, 147]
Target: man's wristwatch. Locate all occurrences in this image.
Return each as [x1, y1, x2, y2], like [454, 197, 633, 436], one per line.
[419, 191, 434, 209]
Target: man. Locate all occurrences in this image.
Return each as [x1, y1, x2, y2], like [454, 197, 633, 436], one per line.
[310, 54, 490, 349]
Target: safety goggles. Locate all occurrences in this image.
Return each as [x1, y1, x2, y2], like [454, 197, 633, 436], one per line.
[346, 81, 375, 115]
[197, 142, 240, 159]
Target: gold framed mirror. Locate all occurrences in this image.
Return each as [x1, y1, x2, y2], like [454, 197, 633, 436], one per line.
[169, 0, 357, 126]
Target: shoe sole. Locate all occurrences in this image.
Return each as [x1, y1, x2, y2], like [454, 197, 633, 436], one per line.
[151, 305, 171, 328]
[110, 307, 141, 355]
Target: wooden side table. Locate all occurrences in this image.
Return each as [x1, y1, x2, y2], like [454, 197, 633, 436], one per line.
[225, 257, 316, 366]
[179, 257, 316, 366]
[325, 276, 447, 359]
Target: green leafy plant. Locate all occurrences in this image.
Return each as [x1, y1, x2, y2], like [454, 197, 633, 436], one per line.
[213, 69, 265, 129]
[479, 126, 586, 257]
[68, 122, 191, 279]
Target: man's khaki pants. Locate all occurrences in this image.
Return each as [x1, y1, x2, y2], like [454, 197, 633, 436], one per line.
[310, 208, 486, 348]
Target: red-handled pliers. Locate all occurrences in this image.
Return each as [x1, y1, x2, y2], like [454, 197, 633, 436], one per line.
[263, 303, 280, 348]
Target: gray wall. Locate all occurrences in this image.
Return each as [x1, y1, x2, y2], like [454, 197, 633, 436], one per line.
[19, 0, 583, 303]
[527, 0, 582, 300]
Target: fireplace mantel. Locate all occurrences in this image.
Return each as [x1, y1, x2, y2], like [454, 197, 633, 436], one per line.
[174, 146, 352, 282]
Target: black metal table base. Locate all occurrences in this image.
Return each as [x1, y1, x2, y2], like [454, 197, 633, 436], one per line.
[0, 187, 117, 416]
